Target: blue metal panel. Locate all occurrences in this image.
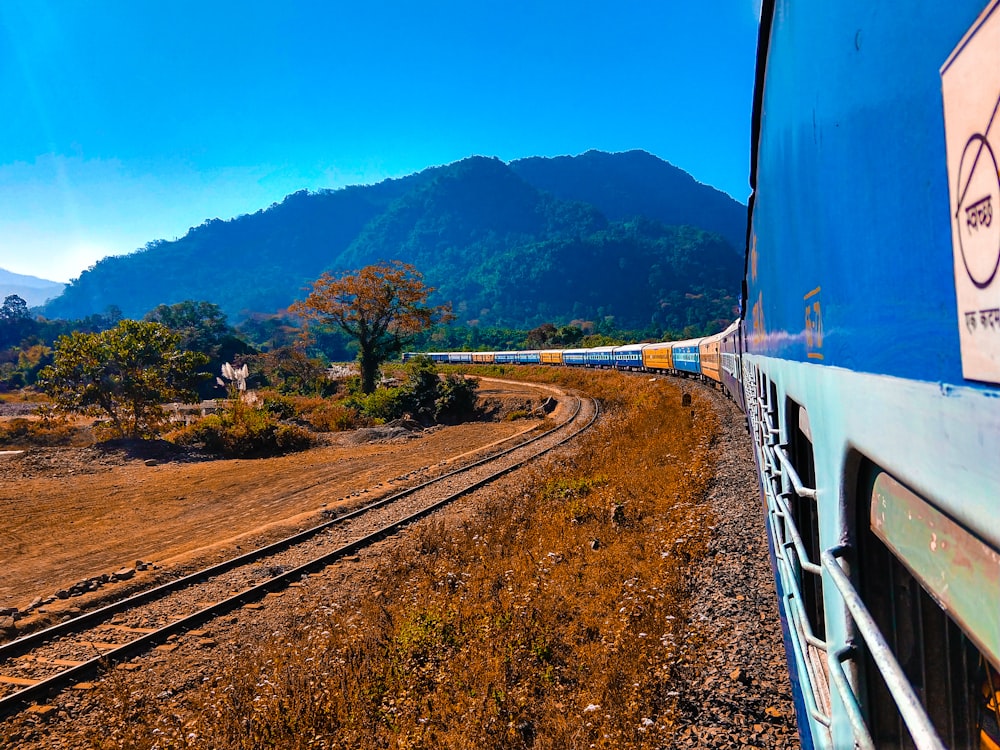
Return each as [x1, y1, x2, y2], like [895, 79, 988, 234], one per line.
[516, 350, 541, 364]
[448, 352, 472, 364]
[746, 1, 991, 389]
[562, 349, 587, 366]
[494, 351, 518, 364]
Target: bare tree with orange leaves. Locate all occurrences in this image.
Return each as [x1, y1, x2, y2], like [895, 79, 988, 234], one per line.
[290, 261, 454, 394]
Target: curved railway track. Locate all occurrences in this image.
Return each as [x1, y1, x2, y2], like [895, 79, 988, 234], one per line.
[0, 391, 598, 717]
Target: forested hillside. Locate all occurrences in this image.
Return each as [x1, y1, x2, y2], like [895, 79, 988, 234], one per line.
[41, 151, 745, 333]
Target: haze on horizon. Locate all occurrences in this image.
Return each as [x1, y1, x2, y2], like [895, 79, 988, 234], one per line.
[0, 2, 760, 285]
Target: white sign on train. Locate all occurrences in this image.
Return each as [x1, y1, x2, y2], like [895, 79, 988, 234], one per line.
[942, 0, 1000, 385]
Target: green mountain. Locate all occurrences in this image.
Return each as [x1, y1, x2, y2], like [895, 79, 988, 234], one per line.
[41, 151, 745, 332]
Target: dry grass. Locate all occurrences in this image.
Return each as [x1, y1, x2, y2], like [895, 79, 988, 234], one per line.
[80, 369, 719, 749]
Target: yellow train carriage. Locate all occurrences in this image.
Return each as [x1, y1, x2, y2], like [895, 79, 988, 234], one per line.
[698, 333, 723, 383]
[471, 351, 495, 364]
[540, 349, 563, 365]
[641, 341, 673, 371]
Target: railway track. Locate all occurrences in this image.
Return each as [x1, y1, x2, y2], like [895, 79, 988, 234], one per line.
[0, 391, 597, 717]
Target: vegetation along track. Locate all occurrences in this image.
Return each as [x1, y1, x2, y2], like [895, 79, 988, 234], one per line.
[0, 390, 598, 716]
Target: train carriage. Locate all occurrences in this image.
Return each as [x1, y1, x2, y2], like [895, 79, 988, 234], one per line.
[718, 320, 745, 410]
[515, 350, 541, 364]
[612, 343, 645, 370]
[540, 349, 563, 365]
[494, 351, 518, 364]
[471, 351, 495, 364]
[642, 341, 673, 372]
[746, 2, 1000, 748]
[670, 338, 702, 376]
[698, 331, 723, 384]
[420, 352, 451, 363]
[583, 345, 616, 368]
[446, 352, 472, 364]
[561, 348, 588, 366]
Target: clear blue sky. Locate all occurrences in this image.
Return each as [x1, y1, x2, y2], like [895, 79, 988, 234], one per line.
[1, 1, 761, 283]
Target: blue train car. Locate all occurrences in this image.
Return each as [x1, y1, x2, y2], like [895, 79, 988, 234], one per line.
[515, 350, 541, 364]
[583, 345, 616, 368]
[612, 343, 645, 370]
[447, 352, 472, 364]
[562, 348, 588, 366]
[746, 2, 1000, 748]
[670, 339, 702, 375]
[494, 351, 518, 364]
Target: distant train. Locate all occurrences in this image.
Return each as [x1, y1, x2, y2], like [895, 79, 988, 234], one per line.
[407, 2, 1000, 748]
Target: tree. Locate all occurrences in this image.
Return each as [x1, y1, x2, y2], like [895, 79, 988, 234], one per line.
[143, 300, 232, 356]
[291, 261, 453, 394]
[38, 319, 208, 439]
[0, 294, 34, 349]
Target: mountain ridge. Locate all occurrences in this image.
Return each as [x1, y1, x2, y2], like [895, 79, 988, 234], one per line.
[40, 151, 746, 333]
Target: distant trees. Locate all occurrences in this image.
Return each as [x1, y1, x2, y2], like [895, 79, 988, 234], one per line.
[291, 262, 453, 394]
[38, 320, 208, 439]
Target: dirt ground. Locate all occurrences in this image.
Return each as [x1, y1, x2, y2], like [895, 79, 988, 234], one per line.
[0, 378, 554, 617]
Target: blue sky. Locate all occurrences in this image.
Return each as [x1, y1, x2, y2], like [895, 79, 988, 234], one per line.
[1, 2, 761, 283]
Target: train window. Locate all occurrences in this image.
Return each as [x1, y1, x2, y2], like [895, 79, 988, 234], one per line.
[856, 462, 998, 749]
[786, 399, 823, 640]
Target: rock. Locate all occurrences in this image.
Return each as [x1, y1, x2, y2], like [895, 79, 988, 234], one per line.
[113, 567, 135, 581]
[144, 459, 157, 466]
[0, 615, 16, 631]
[55, 589, 70, 599]
[26, 704, 56, 718]
[590, 539, 601, 550]
[0, 607, 16, 617]
[27, 596, 42, 610]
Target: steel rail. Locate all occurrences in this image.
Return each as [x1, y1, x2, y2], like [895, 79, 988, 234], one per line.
[0, 396, 597, 716]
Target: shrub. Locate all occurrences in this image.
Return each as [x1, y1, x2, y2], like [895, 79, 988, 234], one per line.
[171, 400, 313, 458]
[0, 415, 82, 447]
[433, 374, 479, 423]
[344, 386, 408, 423]
[306, 402, 368, 432]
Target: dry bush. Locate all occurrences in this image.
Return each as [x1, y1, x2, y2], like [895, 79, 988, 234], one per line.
[0, 414, 88, 447]
[75, 370, 719, 749]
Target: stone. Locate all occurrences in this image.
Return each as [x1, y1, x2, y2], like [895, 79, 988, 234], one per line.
[113, 567, 135, 581]
[26, 705, 56, 718]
